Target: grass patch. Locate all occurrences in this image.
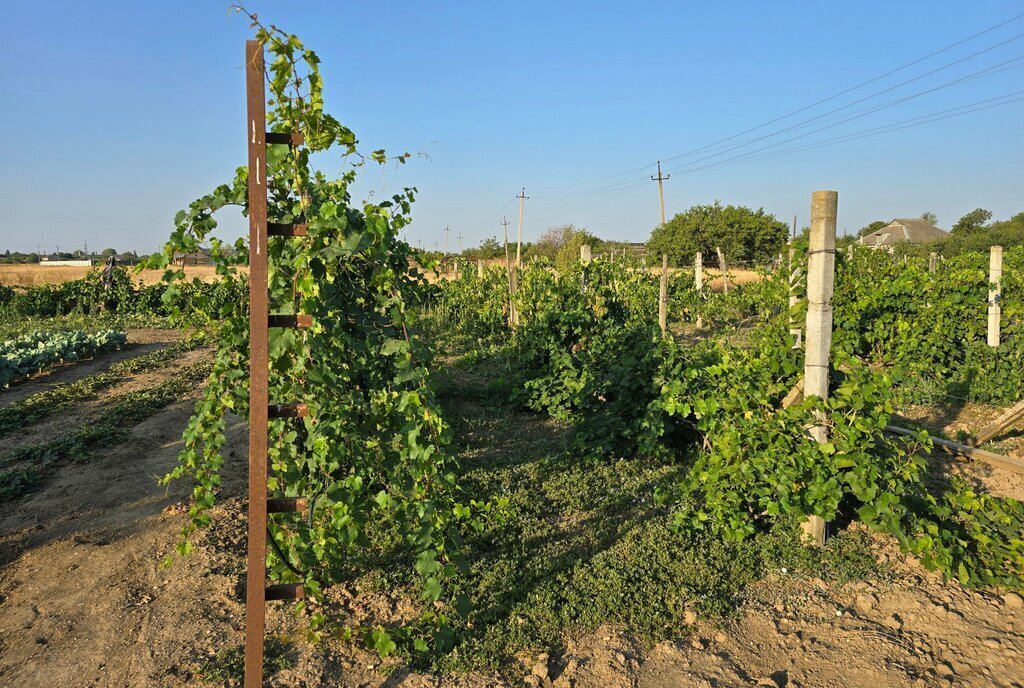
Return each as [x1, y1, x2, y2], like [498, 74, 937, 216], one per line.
[195, 636, 294, 686]
[354, 342, 884, 676]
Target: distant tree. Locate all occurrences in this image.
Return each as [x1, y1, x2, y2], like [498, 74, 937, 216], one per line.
[837, 234, 858, 250]
[527, 224, 577, 261]
[27, 252, 39, 264]
[101, 247, 118, 257]
[646, 201, 787, 267]
[951, 208, 992, 235]
[857, 220, 888, 238]
[460, 236, 505, 261]
[555, 227, 600, 272]
[920, 211, 939, 226]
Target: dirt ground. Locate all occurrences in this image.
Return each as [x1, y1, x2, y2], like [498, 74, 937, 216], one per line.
[0, 336, 1023, 687]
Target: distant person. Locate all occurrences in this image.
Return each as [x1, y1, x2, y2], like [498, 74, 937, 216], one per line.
[100, 255, 118, 312]
[102, 255, 117, 290]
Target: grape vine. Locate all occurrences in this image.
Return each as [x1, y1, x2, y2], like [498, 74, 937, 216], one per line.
[149, 14, 496, 653]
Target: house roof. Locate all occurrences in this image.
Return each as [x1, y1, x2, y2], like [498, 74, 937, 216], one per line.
[861, 218, 949, 246]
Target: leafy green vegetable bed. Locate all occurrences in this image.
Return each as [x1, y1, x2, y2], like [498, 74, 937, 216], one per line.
[0, 329, 127, 387]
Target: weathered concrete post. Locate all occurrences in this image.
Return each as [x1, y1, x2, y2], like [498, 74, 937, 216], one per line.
[659, 253, 668, 335]
[694, 252, 704, 329]
[928, 252, 937, 273]
[802, 190, 838, 546]
[988, 245, 1003, 347]
[716, 246, 729, 294]
[580, 244, 592, 264]
[789, 246, 802, 349]
[477, 259, 484, 279]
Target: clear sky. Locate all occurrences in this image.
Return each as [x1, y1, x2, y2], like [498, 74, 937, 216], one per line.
[1, 1, 1022, 254]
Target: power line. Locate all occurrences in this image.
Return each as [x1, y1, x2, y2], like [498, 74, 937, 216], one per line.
[658, 12, 1024, 164]
[671, 91, 1024, 176]
[528, 13, 1024, 199]
[665, 54, 1024, 175]
[538, 47, 1024, 203]
[527, 91, 1024, 227]
[661, 37, 1024, 175]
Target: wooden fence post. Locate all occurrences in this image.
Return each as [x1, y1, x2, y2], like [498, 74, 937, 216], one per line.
[988, 245, 1003, 347]
[789, 246, 802, 349]
[659, 253, 668, 335]
[802, 190, 838, 546]
[716, 246, 729, 294]
[928, 252, 937, 273]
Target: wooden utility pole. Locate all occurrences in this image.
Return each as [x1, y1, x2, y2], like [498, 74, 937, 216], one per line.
[516, 188, 528, 266]
[651, 161, 669, 226]
[802, 190, 838, 547]
[988, 245, 1003, 347]
[659, 253, 669, 334]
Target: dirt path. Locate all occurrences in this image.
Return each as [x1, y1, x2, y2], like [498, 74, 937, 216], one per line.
[0, 350, 1022, 687]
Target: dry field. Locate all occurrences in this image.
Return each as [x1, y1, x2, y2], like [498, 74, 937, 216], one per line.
[0, 264, 230, 287]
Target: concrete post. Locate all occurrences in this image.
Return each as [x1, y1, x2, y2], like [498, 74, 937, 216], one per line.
[988, 245, 1003, 347]
[694, 252, 704, 329]
[929, 252, 937, 273]
[716, 246, 729, 294]
[789, 246, 802, 349]
[659, 253, 668, 335]
[580, 244, 592, 264]
[802, 190, 838, 546]
[477, 259, 484, 279]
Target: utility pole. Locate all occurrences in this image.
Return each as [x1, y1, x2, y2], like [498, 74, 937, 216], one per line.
[792, 215, 797, 241]
[651, 161, 669, 226]
[501, 217, 512, 259]
[516, 188, 528, 266]
[458, 232, 463, 254]
[443, 225, 450, 255]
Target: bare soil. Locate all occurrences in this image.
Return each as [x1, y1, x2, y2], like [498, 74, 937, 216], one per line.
[0, 346, 1022, 687]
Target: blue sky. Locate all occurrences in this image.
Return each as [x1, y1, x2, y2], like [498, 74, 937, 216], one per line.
[1, 1, 1022, 254]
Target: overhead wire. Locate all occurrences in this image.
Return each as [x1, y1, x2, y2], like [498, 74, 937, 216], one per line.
[528, 18, 1024, 202]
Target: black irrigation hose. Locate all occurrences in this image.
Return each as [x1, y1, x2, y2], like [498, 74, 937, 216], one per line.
[266, 525, 307, 578]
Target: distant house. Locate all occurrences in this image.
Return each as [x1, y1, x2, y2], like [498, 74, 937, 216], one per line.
[859, 218, 949, 249]
[172, 247, 213, 266]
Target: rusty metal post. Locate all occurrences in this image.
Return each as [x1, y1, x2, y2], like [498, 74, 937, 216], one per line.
[244, 39, 270, 688]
